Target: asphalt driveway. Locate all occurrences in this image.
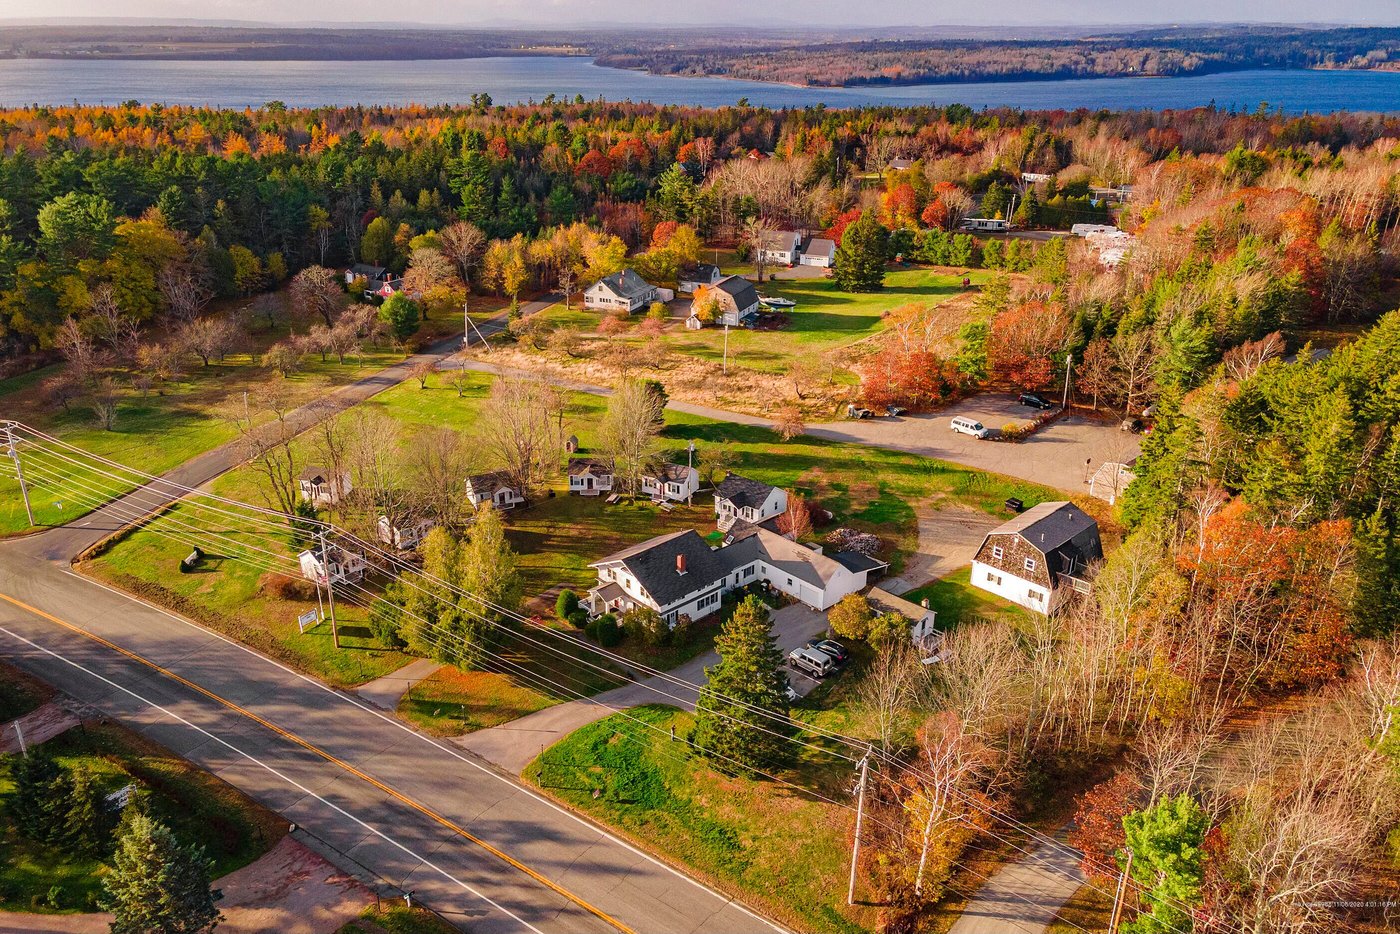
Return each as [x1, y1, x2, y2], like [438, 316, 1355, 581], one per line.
[458, 603, 832, 774]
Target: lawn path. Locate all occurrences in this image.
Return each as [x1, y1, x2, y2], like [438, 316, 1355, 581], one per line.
[457, 604, 831, 773]
[356, 657, 444, 710]
[946, 823, 1085, 934]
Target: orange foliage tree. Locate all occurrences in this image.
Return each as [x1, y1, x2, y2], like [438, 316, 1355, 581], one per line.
[987, 300, 1071, 390]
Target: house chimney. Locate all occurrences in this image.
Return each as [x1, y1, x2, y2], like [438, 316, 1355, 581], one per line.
[921, 598, 930, 609]
[676, 553, 687, 575]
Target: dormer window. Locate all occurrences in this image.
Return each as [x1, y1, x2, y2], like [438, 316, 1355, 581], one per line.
[992, 545, 1004, 560]
[1024, 557, 1037, 572]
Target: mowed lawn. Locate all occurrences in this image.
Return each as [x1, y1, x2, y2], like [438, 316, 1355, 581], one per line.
[532, 266, 987, 376]
[666, 267, 987, 373]
[0, 718, 284, 914]
[525, 705, 874, 934]
[900, 566, 1032, 631]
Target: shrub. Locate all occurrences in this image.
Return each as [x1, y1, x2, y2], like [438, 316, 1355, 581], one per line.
[368, 600, 406, 649]
[828, 594, 875, 641]
[586, 614, 622, 647]
[567, 609, 589, 628]
[555, 589, 580, 621]
[620, 607, 669, 646]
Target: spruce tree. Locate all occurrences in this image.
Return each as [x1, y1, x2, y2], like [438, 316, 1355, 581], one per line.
[6, 749, 71, 844]
[64, 764, 111, 856]
[692, 596, 792, 773]
[103, 811, 222, 934]
[832, 210, 889, 293]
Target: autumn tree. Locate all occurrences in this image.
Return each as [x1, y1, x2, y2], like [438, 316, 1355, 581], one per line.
[987, 300, 1072, 389]
[598, 379, 665, 499]
[480, 376, 562, 497]
[290, 265, 344, 327]
[775, 494, 813, 541]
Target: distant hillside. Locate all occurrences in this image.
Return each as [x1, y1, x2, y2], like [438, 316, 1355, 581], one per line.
[3, 24, 1399, 87]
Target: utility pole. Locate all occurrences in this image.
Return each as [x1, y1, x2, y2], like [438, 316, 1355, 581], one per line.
[4, 423, 34, 527]
[13, 719, 26, 757]
[1061, 352, 1074, 410]
[1107, 846, 1134, 934]
[722, 325, 730, 376]
[318, 529, 340, 648]
[847, 745, 873, 906]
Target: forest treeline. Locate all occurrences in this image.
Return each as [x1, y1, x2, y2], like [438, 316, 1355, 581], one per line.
[598, 26, 1400, 86]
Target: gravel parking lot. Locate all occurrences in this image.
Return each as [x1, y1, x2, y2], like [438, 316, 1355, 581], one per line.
[809, 393, 1142, 494]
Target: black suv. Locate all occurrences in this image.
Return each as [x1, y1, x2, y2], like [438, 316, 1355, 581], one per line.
[809, 639, 850, 665]
[1018, 392, 1054, 410]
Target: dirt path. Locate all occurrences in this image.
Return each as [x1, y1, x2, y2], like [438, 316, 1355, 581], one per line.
[0, 700, 79, 754]
[883, 504, 1000, 594]
[0, 837, 368, 934]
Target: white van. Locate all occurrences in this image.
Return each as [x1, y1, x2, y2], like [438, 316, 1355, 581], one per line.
[789, 646, 835, 679]
[950, 416, 989, 439]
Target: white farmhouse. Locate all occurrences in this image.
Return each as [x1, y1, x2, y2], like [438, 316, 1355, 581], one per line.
[583, 268, 659, 314]
[640, 463, 699, 503]
[298, 466, 352, 506]
[298, 545, 367, 584]
[568, 457, 615, 496]
[587, 527, 887, 625]
[713, 473, 788, 532]
[970, 502, 1101, 614]
[758, 230, 803, 266]
[464, 471, 526, 510]
[799, 238, 836, 268]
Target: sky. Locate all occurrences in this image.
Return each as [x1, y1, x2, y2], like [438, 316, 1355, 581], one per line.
[3, 0, 1398, 28]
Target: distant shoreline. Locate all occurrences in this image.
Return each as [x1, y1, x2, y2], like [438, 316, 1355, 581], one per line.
[2, 51, 1396, 92]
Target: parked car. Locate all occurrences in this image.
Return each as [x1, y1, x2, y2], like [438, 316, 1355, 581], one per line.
[885, 405, 907, 417]
[809, 639, 850, 665]
[950, 416, 989, 439]
[789, 646, 836, 679]
[1018, 392, 1054, 410]
[846, 404, 873, 419]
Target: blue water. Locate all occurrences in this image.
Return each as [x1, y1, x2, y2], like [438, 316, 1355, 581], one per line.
[1, 55, 1398, 113]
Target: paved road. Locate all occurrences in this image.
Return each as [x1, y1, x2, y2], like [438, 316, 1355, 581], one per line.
[459, 605, 831, 774]
[946, 825, 1085, 934]
[0, 549, 782, 934]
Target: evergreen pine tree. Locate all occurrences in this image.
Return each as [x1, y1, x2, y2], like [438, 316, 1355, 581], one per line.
[692, 596, 792, 773]
[103, 811, 222, 934]
[64, 764, 111, 856]
[832, 210, 888, 293]
[6, 749, 71, 844]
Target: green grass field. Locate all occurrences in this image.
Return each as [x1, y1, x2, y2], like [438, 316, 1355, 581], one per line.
[0, 720, 284, 914]
[525, 704, 874, 934]
[537, 266, 987, 377]
[0, 293, 501, 539]
[900, 566, 1032, 631]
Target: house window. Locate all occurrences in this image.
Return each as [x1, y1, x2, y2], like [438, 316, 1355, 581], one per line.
[992, 545, 1003, 560]
[1024, 558, 1037, 572]
[787, 577, 793, 586]
[986, 572, 1002, 585]
[1029, 591, 1043, 603]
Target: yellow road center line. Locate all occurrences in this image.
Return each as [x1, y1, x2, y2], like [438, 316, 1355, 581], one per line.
[0, 590, 636, 934]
